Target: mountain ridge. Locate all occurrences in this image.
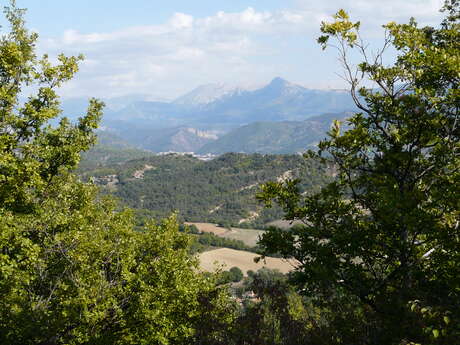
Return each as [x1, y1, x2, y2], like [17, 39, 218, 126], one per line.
[101, 77, 356, 127]
[62, 77, 356, 153]
[198, 112, 351, 154]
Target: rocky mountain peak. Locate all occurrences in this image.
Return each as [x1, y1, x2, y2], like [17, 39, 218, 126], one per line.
[262, 77, 305, 95]
[173, 83, 244, 106]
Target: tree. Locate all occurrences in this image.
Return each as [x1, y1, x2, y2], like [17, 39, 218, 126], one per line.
[229, 266, 244, 282]
[258, 2, 459, 343]
[0, 2, 233, 344]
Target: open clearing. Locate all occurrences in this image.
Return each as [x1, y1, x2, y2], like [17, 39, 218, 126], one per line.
[199, 248, 298, 275]
[186, 222, 265, 247]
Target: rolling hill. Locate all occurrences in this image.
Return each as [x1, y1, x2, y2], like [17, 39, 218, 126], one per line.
[79, 152, 332, 228]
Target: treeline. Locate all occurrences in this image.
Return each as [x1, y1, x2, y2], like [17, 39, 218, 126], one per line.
[178, 224, 260, 254]
[191, 232, 258, 254]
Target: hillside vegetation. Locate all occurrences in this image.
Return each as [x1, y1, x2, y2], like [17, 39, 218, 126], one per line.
[198, 112, 351, 154]
[79, 152, 332, 227]
[79, 131, 155, 170]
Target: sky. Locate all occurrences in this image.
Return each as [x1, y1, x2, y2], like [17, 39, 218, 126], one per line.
[9, 0, 446, 100]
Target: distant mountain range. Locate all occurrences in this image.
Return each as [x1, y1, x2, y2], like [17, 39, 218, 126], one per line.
[173, 83, 246, 107]
[100, 126, 219, 153]
[62, 77, 356, 154]
[197, 112, 351, 154]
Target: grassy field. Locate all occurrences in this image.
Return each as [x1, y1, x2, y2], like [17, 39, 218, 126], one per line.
[199, 248, 298, 276]
[186, 222, 265, 247]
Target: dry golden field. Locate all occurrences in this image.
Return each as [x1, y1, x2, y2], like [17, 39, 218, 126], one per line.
[198, 248, 298, 276]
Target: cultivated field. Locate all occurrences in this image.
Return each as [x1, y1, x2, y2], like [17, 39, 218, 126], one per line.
[199, 248, 298, 276]
[186, 222, 265, 247]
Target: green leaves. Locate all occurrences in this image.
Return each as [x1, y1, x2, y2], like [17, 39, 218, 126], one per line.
[260, 2, 460, 343]
[318, 9, 361, 49]
[328, 119, 341, 139]
[0, 2, 102, 214]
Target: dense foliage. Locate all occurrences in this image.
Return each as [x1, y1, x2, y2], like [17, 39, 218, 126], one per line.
[0, 3, 232, 344]
[258, 2, 460, 344]
[206, 268, 322, 345]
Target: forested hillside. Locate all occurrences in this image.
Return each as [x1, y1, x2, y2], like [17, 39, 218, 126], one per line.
[78, 131, 155, 169]
[197, 112, 351, 154]
[79, 152, 332, 227]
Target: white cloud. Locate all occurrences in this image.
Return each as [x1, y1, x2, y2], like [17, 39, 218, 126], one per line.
[39, 2, 446, 100]
[41, 7, 316, 99]
[169, 47, 204, 61]
[196, 7, 316, 34]
[169, 13, 194, 29]
[294, 0, 444, 28]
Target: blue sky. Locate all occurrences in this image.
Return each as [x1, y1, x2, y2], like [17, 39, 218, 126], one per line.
[22, 0, 289, 35]
[13, 0, 444, 100]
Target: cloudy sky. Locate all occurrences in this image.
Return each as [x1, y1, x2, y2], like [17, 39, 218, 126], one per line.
[13, 0, 445, 100]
